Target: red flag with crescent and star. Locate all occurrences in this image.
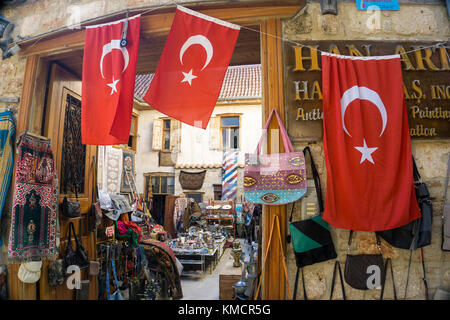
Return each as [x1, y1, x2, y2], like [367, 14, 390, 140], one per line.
[143, 6, 240, 129]
[81, 15, 140, 145]
[321, 53, 421, 231]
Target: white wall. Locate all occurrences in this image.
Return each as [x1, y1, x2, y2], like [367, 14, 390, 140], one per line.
[134, 109, 175, 194]
[134, 103, 262, 197]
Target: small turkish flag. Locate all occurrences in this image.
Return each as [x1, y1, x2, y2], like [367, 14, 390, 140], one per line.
[81, 15, 140, 145]
[321, 53, 421, 231]
[143, 6, 240, 129]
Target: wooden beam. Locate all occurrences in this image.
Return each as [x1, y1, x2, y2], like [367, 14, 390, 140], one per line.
[18, 5, 302, 57]
[260, 18, 287, 300]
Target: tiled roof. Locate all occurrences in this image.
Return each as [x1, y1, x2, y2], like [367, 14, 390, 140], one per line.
[134, 64, 261, 102]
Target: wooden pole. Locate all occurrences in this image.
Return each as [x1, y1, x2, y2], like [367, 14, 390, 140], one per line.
[260, 18, 287, 300]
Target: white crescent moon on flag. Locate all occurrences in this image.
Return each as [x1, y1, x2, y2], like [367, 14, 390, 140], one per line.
[179, 35, 213, 71]
[100, 39, 129, 79]
[340, 86, 388, 137]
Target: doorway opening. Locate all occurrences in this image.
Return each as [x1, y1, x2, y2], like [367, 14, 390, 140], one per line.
[34, 20, 264, 301]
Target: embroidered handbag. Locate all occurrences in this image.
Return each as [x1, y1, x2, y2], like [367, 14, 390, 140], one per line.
[344, 231, 385, 290]
[63, 222, 89, 271]
[244, 109, 306, 205]
[376, 157, 432, 250]
[48, 259, 65, 286]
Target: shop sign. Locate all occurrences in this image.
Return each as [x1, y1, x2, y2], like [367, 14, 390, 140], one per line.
[355, 0, 400, 11]
[284, 41, 450, 141]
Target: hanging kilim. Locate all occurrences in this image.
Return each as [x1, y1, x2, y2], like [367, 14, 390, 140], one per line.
[222, 149, 238, 200]
[98, 146, 123, 194]
[0, 110, 15, 247]
[179, 170, 206, 190]
[121, 149, 135, 193]
[8, 134, 58, 262]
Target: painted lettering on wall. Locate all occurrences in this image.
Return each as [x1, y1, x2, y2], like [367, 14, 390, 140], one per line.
[284, 41, 450, 140]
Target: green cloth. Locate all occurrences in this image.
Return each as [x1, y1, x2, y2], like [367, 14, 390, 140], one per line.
[113, 221, 139, 248]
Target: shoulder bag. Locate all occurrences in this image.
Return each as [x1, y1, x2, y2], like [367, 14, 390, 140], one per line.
[63, 222, 89, 271]
[380, 258, 397, 300]
[330, 261, 346, 300]
[244, 109, 306, 205]
[376, 156, 432, 250]
[288, 146, 337, 299]
[344, 231, 385, 290]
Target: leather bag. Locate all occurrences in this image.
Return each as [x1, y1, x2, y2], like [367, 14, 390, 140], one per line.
[244, 109, 306, 205]
[376, 157, 432, 250]
[344, 231, 385, 290]
[62, 196, 81, 218]
[63, 222, 89, 271]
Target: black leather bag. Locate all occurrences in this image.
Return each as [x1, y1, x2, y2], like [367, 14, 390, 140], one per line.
[64, 222, 89, 271]
[344, 231, 385, 290]
[376, 157, 432, 250]
[62, 196, 81, 218]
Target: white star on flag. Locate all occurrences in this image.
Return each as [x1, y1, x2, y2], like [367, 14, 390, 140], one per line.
[107, 76, 119, 95]
[354, 139, 378, 164]
[181, 69, 197, 86]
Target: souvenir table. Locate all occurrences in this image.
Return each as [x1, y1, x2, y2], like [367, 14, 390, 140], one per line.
[168, 233, 226, 277]
[204, 204, 236, 243]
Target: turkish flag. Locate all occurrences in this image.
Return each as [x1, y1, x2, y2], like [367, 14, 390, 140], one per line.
[321, 53, 421, 231]
[143, 6, 240, 129]
[81, 15, 140, 145]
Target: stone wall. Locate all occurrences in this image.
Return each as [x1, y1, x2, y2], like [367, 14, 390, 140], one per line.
[283, 1, 450, 300]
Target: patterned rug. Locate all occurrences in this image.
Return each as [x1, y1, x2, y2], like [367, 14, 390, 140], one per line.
[97, 146, 123, 194]
[0, 110, 16, 247]
[8, 135, 58, 262]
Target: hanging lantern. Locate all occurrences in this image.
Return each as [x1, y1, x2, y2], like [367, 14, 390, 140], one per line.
[0, 15, 12, 39]
[320, 0, 338, 15]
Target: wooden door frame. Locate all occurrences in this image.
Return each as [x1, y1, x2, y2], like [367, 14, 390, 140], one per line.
[11, 1, 304, 300]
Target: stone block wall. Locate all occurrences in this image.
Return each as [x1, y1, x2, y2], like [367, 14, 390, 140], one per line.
[283, 2, 450, 300]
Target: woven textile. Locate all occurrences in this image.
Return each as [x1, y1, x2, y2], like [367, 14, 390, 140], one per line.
[121, 149, 135, 193]
[8, 135, 58, 262]
[179, 170, 206, 190]
[0, 111, 15, 247]
[98, 146, 123, 194]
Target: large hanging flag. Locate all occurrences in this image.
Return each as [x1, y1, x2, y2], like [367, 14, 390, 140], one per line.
[222, 149, 238, 201]
[81, 15, 141, 145]
[143, 6, 240, 129]
[321, 53, 421, 231]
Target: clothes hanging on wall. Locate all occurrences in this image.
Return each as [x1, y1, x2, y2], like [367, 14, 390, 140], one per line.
[8, 134, 58, 262]
[97, 146, 123, 195]
[0, 110, 15, 247]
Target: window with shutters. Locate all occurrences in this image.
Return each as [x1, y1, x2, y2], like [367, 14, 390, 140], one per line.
[220, 115, 240, 150]
[145, 173, 175, 195]
[152, 118, 180, 152]
[115, 112, 139, 151]
[162, 119, 171, 151]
